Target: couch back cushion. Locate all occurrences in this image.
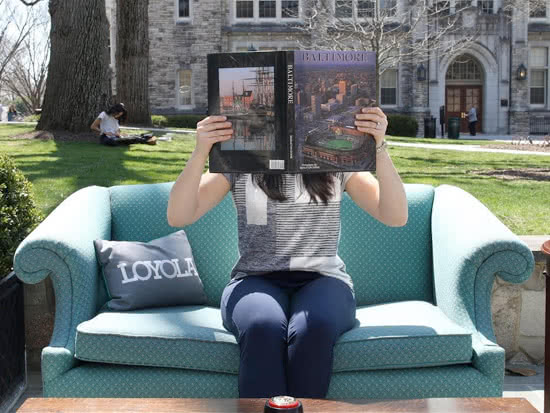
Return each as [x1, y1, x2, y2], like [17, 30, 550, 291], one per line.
[340, 184, 435, 307]
[104, 182, 238, 308]
[100, 182, 434, 310]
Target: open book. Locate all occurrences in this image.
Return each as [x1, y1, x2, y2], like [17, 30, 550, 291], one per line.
[207, 50, 377, 173]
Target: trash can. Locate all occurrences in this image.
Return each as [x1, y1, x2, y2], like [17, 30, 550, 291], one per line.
[424, 117, 436, 139]
[448, 117, 460, 139]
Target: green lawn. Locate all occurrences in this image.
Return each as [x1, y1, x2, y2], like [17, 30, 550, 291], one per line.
[325, 139, 354, 150]
[1, 124, 548, 235]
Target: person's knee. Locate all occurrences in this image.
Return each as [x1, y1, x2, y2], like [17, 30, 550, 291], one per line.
[289, 313, 336, 344]
[242, 314, 287, 343]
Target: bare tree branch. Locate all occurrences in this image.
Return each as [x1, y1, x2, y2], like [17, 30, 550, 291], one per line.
[288, 0, 489, 100]
[5, 24, 49, 113]
[0, 0, 42, 88]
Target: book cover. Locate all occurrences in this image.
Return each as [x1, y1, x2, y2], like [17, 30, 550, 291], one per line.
[207, 50, 377, 173]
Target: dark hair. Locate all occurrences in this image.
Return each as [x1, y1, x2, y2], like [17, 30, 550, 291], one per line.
[252, 173, 340, 205]
[106, 103, 127, 123]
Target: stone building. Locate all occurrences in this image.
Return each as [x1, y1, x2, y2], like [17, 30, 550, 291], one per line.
[105, 0, 550, 136]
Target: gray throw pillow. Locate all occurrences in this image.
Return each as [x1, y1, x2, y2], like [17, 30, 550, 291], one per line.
[94, 230, 207, 311]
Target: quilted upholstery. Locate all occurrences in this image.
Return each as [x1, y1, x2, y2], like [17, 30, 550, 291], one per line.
[74, 300, 472, 374]
[432, 185, 535, 339]
[340, 185, 434, 307]
[13, 182, 535, 399]
[41, 363, 501, 399]
[75, 306, 240, 374]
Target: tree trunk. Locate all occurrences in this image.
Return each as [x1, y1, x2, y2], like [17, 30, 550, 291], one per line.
[115, 0, 151, 126]
[37, 0, 111, 133]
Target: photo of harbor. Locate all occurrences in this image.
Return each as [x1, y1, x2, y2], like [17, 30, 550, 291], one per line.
[218, 66, 276, 151]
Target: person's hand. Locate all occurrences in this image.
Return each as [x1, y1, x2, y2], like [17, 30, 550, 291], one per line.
[195, 115, 233, 157]
[355, 106, 388, 146]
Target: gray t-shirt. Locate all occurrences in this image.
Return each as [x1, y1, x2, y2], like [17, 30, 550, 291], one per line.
[222, 173, 355, 291]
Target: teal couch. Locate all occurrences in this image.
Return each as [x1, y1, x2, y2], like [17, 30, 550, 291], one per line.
[13, 182, 534, 399]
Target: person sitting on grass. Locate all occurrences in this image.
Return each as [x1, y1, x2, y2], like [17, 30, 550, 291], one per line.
[90, 103, 157, 146]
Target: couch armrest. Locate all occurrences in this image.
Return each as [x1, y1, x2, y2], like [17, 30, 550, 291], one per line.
[471, 331, 505, 391]
[432, 185, 534, 343]
[13, 186, 111, 379]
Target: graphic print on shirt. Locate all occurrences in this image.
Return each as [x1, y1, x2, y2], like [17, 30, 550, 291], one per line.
[275, 174, 341, 257]
[226, 173, 353, 290]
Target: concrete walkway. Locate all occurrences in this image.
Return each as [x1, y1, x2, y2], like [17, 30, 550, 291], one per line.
[388, 141, 550, 156]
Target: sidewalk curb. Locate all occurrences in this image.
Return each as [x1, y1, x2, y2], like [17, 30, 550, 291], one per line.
[387, 141, 550, 156]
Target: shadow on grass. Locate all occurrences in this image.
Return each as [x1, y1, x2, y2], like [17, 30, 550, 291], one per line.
[7, 136, 195, 216]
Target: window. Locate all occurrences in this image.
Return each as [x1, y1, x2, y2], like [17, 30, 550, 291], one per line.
[178, 70, 192, 106]
[381, 69, 397, 105]
[434, 1, 450, 16]
[235, 0, 300, 20]
[446, 56, 482, 81]
[381, 0, 397, 16]
[178, 0, 190, 18]
[282, 0, 299, 17]
[478, 0, 493, 14]
[335, 0, 353, 18]
[337, 0, 397, 19]
[455, 0, 472, 10]
[530, 71, 546, 104]
[259, 0, 276, 17]
[237, 0, 254, 17]
[530, 0, 547, 18]
[530, 47, 548, 106]
[357, 0, 375, 17]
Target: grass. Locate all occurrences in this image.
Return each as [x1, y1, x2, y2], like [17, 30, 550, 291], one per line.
[324, 139, 354, 150]
[1, 123, 548, 235]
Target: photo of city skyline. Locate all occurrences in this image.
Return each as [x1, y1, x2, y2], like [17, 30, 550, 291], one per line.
[294, 50, 376, 170]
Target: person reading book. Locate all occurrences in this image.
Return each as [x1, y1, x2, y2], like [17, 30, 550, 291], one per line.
[167, 106, 408, 399]
[90, 103, 157, 146]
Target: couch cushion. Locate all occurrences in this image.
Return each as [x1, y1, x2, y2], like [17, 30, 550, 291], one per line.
[76, 301, 471, 374]
[333, 300, 472, 372]
[75, 306, 240, 374]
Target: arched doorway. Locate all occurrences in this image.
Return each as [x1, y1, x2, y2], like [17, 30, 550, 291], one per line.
[445, 55, 484, 133]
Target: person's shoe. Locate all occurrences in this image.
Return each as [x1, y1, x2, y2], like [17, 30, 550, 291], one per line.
[145, 136, 157, 145]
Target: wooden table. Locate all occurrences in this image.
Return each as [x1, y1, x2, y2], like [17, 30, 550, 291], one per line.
[17, 397, 538, 412]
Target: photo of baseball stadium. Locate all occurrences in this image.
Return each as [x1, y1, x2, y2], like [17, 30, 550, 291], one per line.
[302, 111, 373, 167]
[294, 51, 377, 170]
[218, 66, 276, 151]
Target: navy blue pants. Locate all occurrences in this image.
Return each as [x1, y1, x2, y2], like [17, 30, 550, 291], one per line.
[99, 134, 150, 146]
[221, 271, 356, 398]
